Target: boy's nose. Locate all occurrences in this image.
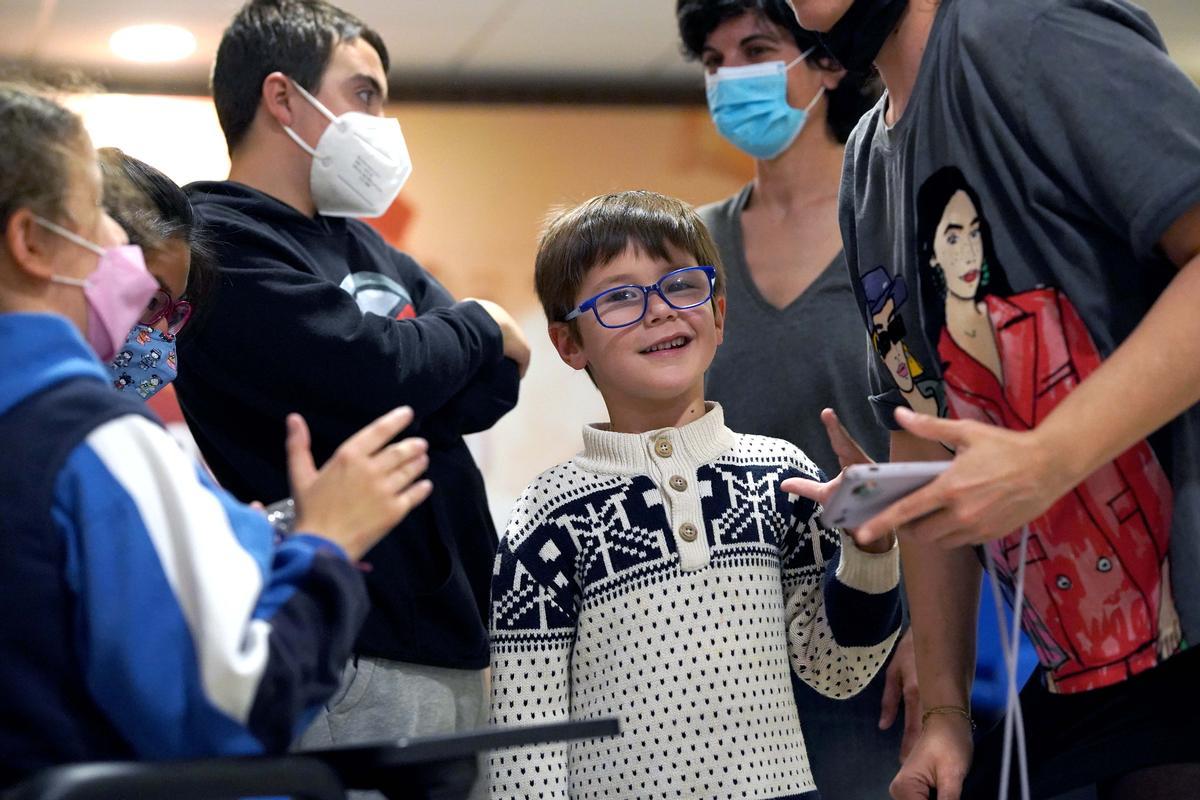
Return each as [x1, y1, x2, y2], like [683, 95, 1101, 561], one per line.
[645, 290, 677, 324]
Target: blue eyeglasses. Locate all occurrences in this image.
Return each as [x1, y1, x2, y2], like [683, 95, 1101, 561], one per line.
[563, 266, 717, 329]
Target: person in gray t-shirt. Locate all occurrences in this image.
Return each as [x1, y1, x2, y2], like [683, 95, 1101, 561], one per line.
[676, 2, 917, 797]
[785, 0, 1200, 798]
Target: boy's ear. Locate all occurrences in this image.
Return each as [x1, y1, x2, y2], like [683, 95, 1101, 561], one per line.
[549, 322, 588, 371]
[713, 295, 727, 346]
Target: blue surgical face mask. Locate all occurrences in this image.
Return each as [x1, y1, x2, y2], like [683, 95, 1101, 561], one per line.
[705, 49, 825, 160]
[108, 325, 178, 401]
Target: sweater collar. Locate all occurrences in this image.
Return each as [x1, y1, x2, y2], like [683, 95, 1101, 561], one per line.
[576, 402, 736, 476]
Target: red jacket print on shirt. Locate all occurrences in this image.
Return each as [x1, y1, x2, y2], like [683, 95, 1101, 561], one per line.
[938, 288, 1178, 693]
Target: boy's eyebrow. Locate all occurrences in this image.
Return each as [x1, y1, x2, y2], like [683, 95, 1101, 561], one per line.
[586, 264, 701, 292]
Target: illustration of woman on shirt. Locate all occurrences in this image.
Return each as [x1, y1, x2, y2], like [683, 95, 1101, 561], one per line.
[915, 165, 1181, 693]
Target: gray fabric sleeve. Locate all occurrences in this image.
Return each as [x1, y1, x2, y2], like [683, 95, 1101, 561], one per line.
[1019, 2, 1200, 259]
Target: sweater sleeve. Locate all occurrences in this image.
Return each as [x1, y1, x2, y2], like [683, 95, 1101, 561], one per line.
[400, 255, 521, 436]
[52, 414, 367, 758]
[181, 223, 505, 432]
[781, 460, 901, 699]
[487, 490, 579, 800]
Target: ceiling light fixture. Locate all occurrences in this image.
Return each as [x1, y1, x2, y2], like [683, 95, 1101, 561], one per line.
[109, 24, 197, 63]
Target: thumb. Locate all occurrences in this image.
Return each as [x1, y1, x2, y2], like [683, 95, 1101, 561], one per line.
[285, 413, 318, 494]
[822, 408, 872, 468]
[889, 771, 931, 800]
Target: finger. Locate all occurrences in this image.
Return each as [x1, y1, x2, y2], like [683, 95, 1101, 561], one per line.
[249, 500, 265, 512]
[879, 659, 902, 730]
[935, 770, 963, 800]
[902, 507, 967, 546]
[894, 407, 968, 448]
[889, 772, 931, 800]
[285, 413, 317, 492]
[780, 476, 830, 504]
[856, 480, 948, 543]
[378, 437, 429, 471]
[822, 408, 872, 469]
[343, 406, 415, 456]
[941, 524, 997, 550]
[385, 453, 430, 494]
[393, 478, 434, 518]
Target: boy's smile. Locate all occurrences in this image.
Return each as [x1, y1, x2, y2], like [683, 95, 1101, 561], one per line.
[550, 241, 726, 433]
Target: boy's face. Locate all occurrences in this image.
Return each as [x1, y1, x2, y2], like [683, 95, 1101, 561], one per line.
[288, 36, 388, 157]
[550, 242, 726, 410]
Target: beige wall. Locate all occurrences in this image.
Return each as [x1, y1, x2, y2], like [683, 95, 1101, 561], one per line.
[382, 103, 752, 526]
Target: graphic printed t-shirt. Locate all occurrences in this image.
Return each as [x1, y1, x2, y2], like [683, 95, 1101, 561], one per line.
[840, 0, 1200, 694]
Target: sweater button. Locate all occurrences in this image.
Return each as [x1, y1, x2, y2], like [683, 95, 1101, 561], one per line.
[679, 522, 699, 542]
[669, 475, 687, 492]
[654, 436, 673, 458]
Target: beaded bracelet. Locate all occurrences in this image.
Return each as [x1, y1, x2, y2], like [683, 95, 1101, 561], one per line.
[921, 704, 976, 730]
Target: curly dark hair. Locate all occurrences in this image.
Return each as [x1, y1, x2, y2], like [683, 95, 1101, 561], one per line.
[676, 0, 880, 144]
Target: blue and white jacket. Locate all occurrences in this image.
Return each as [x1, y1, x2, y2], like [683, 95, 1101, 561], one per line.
[0, 313, 368, 788]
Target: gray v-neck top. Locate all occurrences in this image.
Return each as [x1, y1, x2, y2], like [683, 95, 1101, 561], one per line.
[700, 183, 890, 477]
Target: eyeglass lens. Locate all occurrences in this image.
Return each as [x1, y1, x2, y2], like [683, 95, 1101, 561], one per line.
[595, 268, 712, 327]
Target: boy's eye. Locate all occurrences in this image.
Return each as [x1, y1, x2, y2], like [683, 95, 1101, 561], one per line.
[664, 276, 702, 293]
[599, 287, 641, 305]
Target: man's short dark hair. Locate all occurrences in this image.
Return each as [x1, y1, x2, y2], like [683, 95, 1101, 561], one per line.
[675, 0, 880, 144]
[211, 0, 390, 154]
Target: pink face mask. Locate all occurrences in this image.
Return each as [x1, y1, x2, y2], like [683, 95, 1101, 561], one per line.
[35, 216, 159, 362]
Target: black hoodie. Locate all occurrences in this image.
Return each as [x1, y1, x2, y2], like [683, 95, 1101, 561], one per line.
[176, 181, 518, 669]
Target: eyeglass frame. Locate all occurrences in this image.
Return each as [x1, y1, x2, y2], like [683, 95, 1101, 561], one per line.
[562, 265, 717, 329]
[140, 288, 194, 337]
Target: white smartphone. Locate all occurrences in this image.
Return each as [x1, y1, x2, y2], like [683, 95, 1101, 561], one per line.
[821, 461, 952, 529]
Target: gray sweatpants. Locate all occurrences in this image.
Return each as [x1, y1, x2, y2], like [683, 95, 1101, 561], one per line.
[295, 656, 489, 799]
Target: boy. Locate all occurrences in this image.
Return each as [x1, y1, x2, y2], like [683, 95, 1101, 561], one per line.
[487, 190, 902, 800]
[175, 0, 529, 750]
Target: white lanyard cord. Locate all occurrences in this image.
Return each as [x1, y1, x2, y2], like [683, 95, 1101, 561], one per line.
[983, 526, 1032, 800]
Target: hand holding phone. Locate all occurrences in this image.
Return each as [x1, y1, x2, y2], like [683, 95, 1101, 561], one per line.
[821, 461, 952, 529]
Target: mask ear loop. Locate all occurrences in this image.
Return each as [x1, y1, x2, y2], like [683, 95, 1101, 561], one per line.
[33, 215, 105, 256]
[983, 528, 1032, 800]
[281, 79, 341, 159]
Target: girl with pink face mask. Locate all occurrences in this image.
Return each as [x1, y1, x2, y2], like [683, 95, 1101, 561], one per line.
[0, 83, 433, 787]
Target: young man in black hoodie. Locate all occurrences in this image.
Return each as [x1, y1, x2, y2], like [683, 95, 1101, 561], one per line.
[175, 0, 530, 755]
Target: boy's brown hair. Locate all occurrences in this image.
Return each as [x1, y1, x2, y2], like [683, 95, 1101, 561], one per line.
[534, 190, 725, 332]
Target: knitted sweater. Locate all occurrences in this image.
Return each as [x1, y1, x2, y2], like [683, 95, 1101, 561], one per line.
[488, 404, 902, 800]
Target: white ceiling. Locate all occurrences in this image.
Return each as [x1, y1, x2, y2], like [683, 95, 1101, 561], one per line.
[2, 0, 1198, 98]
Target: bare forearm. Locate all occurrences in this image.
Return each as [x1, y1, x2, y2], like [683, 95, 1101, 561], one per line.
[1035, 245, 1200, 484]
[893, 430, 981, 707]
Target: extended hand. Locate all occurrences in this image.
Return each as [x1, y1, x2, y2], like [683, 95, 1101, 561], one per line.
[288, 406, 433, 561]
[781, 408, 891, 554]
[855, 408, 1074, 549]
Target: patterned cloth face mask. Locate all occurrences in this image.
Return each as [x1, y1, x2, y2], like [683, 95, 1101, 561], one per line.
[108, 325, 178, 400]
